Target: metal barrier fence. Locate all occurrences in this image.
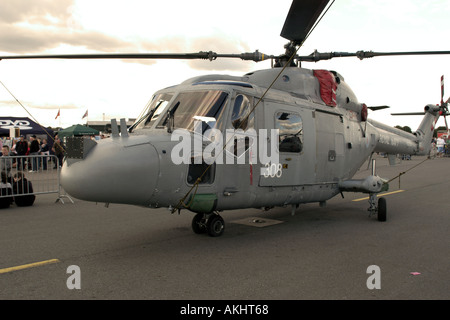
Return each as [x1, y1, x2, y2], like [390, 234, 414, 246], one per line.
[0, 155, 73, 204]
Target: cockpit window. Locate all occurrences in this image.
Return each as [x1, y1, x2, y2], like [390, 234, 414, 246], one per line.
[160, 90, 228, 132]
[132, 92, 173, 130]
[231, 94, 254, 130]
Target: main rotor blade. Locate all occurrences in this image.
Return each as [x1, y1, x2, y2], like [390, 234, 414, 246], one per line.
[356, 50, 450, 60]
[298, 50, 450, 62]
[391, 112, 426, 116]
[0, 53, 208, 60]
[0, 51, 271, 62]
[368, 105, 390, 111]
[280, 0, 331, 45]
[391, 112, 450, 116]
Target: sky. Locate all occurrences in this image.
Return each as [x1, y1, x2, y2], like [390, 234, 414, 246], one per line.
[0, 0, 449, 130]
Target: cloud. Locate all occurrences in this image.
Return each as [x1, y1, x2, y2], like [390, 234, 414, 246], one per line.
[0, 0, 152, 55]
[0, 99, 77, 110]
[0, 1, 252, 71]
[0, 0, 73, 25]
[0, 21, 144, 54]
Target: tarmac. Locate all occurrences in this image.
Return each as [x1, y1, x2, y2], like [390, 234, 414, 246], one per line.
[0, 154, 449, 301]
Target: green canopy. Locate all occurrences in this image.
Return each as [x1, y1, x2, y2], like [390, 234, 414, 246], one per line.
[58, 124, 99, 138]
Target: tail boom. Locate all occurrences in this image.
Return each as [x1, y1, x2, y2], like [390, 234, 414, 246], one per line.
[370, 104, 440, 156]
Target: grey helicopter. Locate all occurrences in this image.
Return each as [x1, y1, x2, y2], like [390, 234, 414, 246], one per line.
[1, 0, 450, 237]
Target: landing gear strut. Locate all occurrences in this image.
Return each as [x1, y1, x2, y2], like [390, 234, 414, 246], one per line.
[367, 159, 387, 222]
[192, 212, 225, 237]
[368, 194, 387, 221]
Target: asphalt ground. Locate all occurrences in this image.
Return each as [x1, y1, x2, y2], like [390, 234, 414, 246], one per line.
[0, 155, 449, 302]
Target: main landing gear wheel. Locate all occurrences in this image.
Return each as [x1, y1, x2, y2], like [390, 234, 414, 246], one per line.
[192, 213, 207, 234]
[191, 212, 225, 237]
[207, 214, 225, 237]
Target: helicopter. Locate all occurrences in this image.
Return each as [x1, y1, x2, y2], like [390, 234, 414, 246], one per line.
[1, 0, 450, 237]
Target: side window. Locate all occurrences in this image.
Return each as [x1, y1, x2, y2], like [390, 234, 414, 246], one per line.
[275, 112, 303, 153]
[231, 94, 254, 130]
[187, 163, 215, 185]
[230, 94, 255, 159]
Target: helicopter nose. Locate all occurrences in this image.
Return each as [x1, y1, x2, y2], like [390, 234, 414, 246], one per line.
[60, 137, 159, 205]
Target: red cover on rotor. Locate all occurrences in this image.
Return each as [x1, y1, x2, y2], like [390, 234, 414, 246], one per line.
[313, 70, 337, 107]
[361, 103, 368, 121]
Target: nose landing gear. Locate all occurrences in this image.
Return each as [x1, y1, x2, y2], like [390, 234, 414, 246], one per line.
[367, 159, 387, 222]
[192, 212, 225, 237]
[368, 194, 387, 222]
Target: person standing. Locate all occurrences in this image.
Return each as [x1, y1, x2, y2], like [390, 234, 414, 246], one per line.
[15, 136, 29, 170]
[40, 138, 50, 170]
[52, 137, 65, 168]
[0, 146, 13, 182]
[29, 135, 41, 172]
[436, 136, 445, 157]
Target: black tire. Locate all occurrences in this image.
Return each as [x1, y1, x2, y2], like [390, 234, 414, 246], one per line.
[192, 213, 207, 234]
[207, 214, 225, 237]
[378, 197, 387, 222]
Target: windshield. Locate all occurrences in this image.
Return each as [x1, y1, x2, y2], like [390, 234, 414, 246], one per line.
[132, 92, 173, 131]
[160, 90, 228, 132]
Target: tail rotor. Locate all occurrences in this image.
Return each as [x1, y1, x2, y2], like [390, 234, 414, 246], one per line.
[440, 75, 450, 134]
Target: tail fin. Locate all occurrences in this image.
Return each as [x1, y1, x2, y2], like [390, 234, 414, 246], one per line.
[390, 75, 449, 155]
[415, 104, 441, 155]
[391, 105, 441, 155]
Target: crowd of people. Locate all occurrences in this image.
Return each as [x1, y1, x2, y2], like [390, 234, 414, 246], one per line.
[431, 135, 450, 158]
[0, 134, 65, 209]
[0, 134, 65, 172]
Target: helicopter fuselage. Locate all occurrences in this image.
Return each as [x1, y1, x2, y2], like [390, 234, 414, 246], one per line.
[60, 67, 439, 215]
